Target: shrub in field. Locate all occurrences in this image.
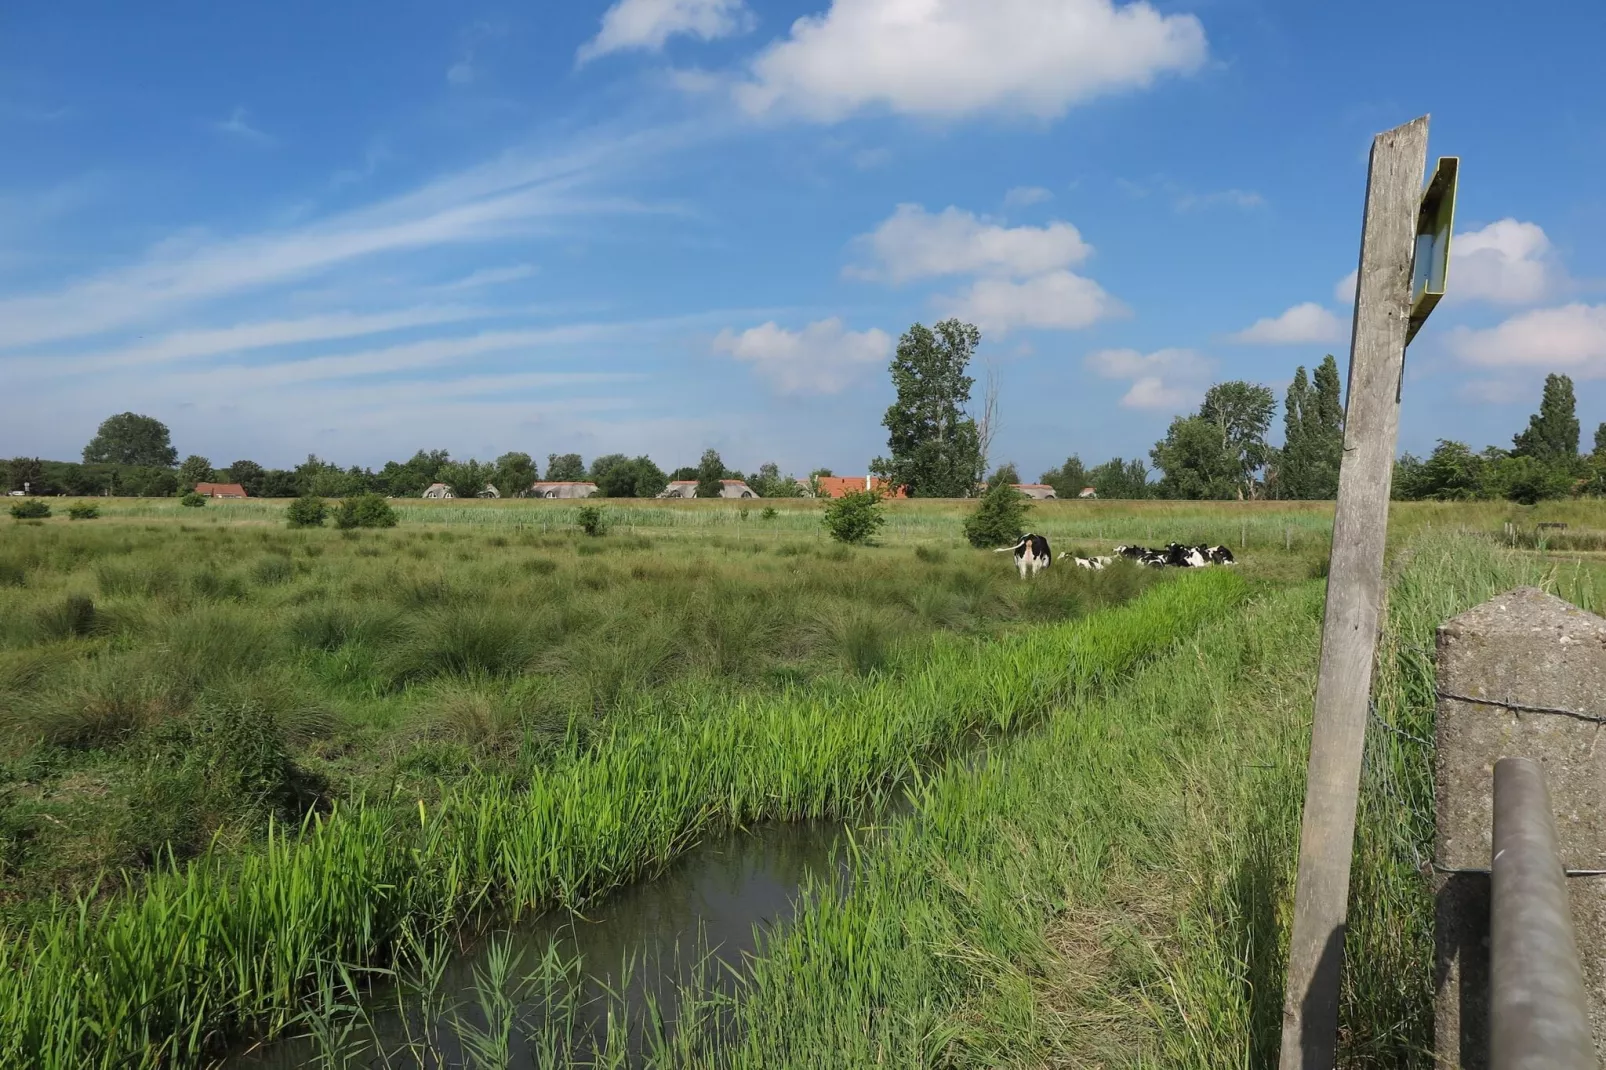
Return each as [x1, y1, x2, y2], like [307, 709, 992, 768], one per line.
[822, 490, 884, 545]
[179, 491, 207, 508]
[761, 506, 778, 520]
[67, 503, 100, 520]
[334, 492, 398, 529]
[963, 473, 1029, 548]
[285, 494, 328, 528]
[577, 505, 609, 537]
[9, 499, 50, 520]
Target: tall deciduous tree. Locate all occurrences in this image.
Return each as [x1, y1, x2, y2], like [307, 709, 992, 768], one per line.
[871, 319, 985, 498]
[1090, 457, 1150, 499]
[1150, 417, 1241, 499]
[178, 454, 214, 490]
[1512, 373, 1580, 462]
[1277, 356, 1343, 499]
[494, 452, 536, 497]
[1039, 456, 1087, 500]
[1198, 381, 1277, 499]
[545, 453, 585, 482]
[227, 460, 266, 496]
[1278, 366, 1314, 499]
[82, 413, 178, 467]
[695, 448, 725, 498]
[1305, 353, 1345, 497]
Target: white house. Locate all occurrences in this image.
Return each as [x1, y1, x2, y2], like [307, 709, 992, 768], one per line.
[1013, 483, 1058, 500]
[422, 483, 455, 499]
[657, 479, 759, 499]
[1078, 486, 1098, 499]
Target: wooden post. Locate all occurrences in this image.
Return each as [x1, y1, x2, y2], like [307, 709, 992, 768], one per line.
[1279, 115, 1429, 1070]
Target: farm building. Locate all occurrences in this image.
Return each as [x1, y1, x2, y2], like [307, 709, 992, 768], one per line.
[528, 481, 598, 499]
[1013, 484, 1058, 500]
[421, 483, 455, 499]
[477, 485, 501, 499]
[801, 476, 908, 499]
[192, 482, 248, 499]
[658, 480, 760, 499]
[1078, 487, 1097, 499]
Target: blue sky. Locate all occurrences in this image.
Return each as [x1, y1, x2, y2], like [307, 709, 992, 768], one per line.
[3, 0, 1605, 479]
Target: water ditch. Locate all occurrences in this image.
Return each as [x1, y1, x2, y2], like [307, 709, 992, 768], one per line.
[224, 810, 899, 1068]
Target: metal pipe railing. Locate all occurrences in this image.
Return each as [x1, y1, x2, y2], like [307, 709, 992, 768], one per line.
[1490, 756, 1597, 1070]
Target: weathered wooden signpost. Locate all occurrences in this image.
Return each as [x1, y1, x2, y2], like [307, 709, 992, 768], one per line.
[1278, 117, 1457, 1069]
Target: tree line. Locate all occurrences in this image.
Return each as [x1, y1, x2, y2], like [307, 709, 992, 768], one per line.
[4, 337, 1598, 506]
[0, 413, 815, 500]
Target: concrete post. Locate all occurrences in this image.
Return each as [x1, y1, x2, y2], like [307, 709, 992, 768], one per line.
[1435, 586, 1606, 1068]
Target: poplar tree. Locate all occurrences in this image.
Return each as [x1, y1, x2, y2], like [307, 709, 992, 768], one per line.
[1512, 373, 1580, 462]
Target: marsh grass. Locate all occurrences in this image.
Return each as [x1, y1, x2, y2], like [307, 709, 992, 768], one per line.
[0, 515, 1181, 911]
[0, 568, 1245, 1068]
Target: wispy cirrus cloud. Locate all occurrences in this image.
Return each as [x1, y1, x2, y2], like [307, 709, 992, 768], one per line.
[212, 106, 274, 145]
[0, 125, 687, 352]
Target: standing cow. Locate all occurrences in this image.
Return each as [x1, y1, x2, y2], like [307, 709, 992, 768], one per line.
[995, 533, 1052, 578]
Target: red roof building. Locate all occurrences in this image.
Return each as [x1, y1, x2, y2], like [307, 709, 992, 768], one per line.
[193, 482, 248, 499]
[804, 476, 908, 499]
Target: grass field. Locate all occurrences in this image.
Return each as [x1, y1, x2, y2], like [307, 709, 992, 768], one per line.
[4, 496, 1606, 1067]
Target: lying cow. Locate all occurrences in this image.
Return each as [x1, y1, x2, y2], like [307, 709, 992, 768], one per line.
[995, 532, 1052, 578]
[1111, 542, 1236, 568]
[1057, 552, 1112, 570]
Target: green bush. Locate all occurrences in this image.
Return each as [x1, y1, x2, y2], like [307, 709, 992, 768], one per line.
[963, 474, 1029, 548]
[285, 495, 328, 529]
[577, 505, 609, 537]
[822, 491, 885, 545]
[761, 506, 778, 520]
[9, 499, 50, 520]
[179, 491, 207, 508]
[67, 503, 100, 520]
[334, 493, 399, 529]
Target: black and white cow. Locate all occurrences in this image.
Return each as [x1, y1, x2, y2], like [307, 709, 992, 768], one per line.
[1204, 545, 1236, 565]
[995, 533, 1052, 578]
[1162, 543, 1209, 568]
[1059, 553, 1112, 570]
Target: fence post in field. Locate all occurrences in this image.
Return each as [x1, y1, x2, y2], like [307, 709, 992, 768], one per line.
[1278, 115, 1429, 1069]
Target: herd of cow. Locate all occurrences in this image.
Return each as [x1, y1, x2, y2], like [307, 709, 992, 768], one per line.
[994, 534, 1236, 579]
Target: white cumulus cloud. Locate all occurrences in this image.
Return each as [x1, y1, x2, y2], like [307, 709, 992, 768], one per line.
[578, 0, 753, 63]
[1447, 303, 1606, 376]
[1085, 346, 1210, 410]
[848, 204, 1092, 283]
[734, 0, 1207, 121]
[713, 317, 891, 394]
[1449, 218, 1555, 305]
[945, 271, 1123, 332]
[1231, 302, 1344, 345]
[1334, 269, 1357, 305]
